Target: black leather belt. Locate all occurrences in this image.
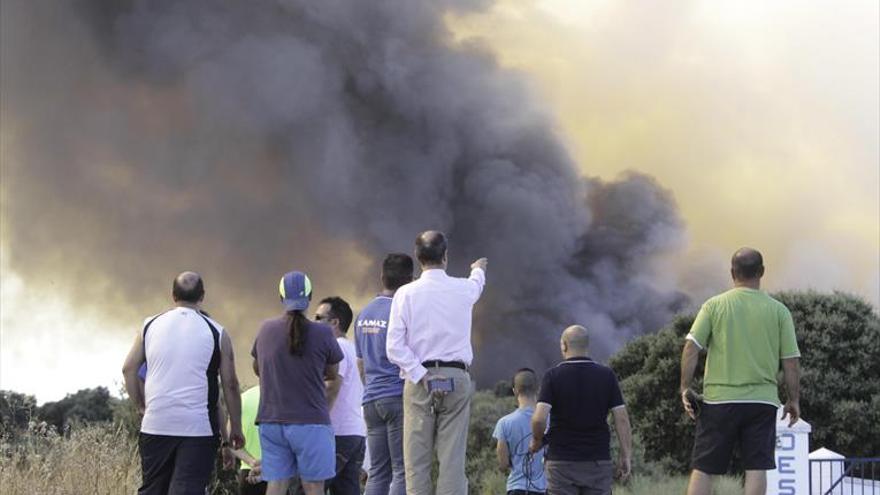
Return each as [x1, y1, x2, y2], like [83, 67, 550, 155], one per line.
[422, 360, 467, 371]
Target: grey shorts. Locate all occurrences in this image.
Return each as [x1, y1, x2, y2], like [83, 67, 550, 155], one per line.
[545, 459, 613, 495]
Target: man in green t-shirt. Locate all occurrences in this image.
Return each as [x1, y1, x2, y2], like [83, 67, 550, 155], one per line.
[679, 248, 801, 495]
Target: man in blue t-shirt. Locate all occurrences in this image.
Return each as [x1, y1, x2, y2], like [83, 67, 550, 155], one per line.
[354, 253, 414, 495]
[493, 368, 546, 495]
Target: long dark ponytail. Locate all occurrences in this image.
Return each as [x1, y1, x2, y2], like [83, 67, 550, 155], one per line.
[287, 310, 308, 355]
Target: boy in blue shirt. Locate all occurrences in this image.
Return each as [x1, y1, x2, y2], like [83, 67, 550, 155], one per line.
[493, 368, 547, 495]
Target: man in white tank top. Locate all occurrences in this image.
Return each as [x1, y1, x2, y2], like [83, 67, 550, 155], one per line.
[122, 271, 245, 495]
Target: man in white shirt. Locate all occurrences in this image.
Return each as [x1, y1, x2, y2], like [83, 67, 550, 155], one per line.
[386, 230, 487, 495]
[122, 271, 244, 495]
[315, 296, 367, 495]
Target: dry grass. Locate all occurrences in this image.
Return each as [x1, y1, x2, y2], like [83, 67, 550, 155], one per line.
[0, 423, 140, 495]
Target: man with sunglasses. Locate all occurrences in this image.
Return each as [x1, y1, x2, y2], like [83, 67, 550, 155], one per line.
[315, 297, 366, 495]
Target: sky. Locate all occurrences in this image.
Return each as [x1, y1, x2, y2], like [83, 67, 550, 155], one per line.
[450, 0, 879, 303]
[1, 0, 878, 403]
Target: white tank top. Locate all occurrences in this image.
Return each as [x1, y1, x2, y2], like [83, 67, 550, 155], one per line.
[140, 307, 223, 437]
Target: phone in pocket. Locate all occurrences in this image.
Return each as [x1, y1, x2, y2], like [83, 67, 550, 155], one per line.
[427, 377, 455, 393]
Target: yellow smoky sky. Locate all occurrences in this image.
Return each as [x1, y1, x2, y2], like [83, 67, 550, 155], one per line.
[450, 0, 879, 305]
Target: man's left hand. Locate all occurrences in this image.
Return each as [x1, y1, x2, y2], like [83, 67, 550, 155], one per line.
[471, 257, 488, 271]
[616, 455, 632, 482]
[782, 400, 800, 427]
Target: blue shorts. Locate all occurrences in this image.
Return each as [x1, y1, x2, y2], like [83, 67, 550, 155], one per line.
[258, 423, 335, 482]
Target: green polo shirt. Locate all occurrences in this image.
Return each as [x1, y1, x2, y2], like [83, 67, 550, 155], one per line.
[240, 386, 261, 470]
[687, 288, 800, 405]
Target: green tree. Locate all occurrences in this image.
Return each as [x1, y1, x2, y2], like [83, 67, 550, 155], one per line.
[38, 387, 115, 432]
[610, 291, 880, 473]
[0, 390, 38, 438]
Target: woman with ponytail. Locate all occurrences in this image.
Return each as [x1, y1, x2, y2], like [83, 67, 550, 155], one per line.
[250, 271, 344, 495]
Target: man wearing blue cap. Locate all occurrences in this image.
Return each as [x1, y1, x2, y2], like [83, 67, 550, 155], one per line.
[251, 271, 345, 495]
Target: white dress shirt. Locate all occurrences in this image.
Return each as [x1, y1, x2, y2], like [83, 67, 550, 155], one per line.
[385, 267, 486, 384]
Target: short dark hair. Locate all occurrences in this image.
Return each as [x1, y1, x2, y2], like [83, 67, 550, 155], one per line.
[319, 296, 353, 334]
[382, 253, 414, 291]
[172, 275, 204, 303]
[415, 231, 447, 265]
[731, 248, 764, 280]
[512, 368, 538, 397]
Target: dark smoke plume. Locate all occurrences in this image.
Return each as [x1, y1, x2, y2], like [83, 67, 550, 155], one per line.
[1, 0, 688, 383]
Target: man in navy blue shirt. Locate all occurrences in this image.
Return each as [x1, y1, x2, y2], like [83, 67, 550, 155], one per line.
[355, 253, 414, 495]
[530, 325, 632, 495]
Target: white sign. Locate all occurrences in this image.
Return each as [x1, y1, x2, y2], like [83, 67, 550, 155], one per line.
[766, 408, 811, 495]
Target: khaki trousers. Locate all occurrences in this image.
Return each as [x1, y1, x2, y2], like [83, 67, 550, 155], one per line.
[403, 367, 472, 495]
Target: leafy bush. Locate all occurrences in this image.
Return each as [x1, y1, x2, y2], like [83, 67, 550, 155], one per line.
[611, 290, 880, 473]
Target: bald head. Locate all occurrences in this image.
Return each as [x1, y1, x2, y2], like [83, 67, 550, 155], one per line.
[561, 325, 589, 357]
[415, 230, 447, 267]
[172, 271, 205, 303]
[731, 247, 764, 281]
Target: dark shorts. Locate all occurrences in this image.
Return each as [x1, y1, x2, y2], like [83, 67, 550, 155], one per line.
[138, 433, 218, 495]
[508, 490, 546, 495]
[545, 460, 613, 495]
[691, 402, 777, 474]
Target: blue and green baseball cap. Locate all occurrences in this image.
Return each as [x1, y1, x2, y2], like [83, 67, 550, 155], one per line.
[279, 271, 312, 311]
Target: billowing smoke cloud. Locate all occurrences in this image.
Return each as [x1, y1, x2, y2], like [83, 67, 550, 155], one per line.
[1, 0, 688, 384]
